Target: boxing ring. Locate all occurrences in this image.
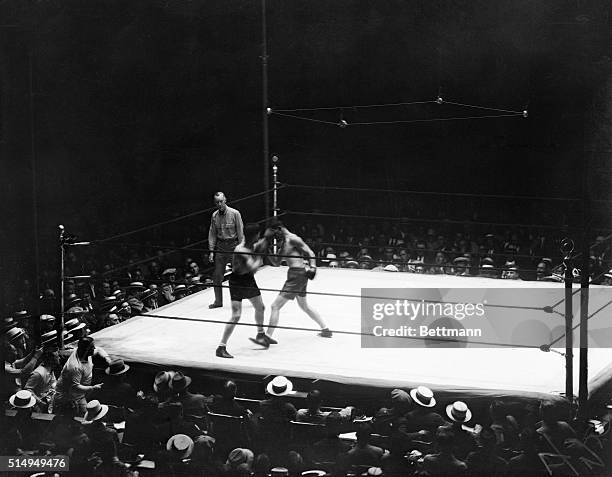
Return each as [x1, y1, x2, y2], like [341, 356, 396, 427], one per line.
[91, 264, 612, 405]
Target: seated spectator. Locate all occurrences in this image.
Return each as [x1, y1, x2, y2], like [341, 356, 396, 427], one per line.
[287, 450, 305, 477]
[501, 260, 521, 280]
[82, 399, 123, 473]
[374, 388, 413, 435]
[259, 376, 297, 430]
[222, 448, 255, 477]
[258, 376, 297, 459]
[154, 370, 176, 403]
[345, 423, 385, 467]
[54, 337, 104, 417]
[3, 328, 42, 395]
[465, 427, 509, 477]
[296, 389, 328, 424]
[211, 380, 250, 417]
[141, 287, 160, 311]
[124, 394, 160, 454]
[169, 371, 210, 417]
[24, 347, 59, 412]
[536, 401, 576, 452]
[441, 401, 477, 460]
[253, 453, 271, 477]
[308, 411, 351, 467]
[419, 427, 468, 477]
[509, 428, 548, 476]
[156, 401, 203, 442]
[93, 358, 136, 410]
[158, 433, 195, 477]
[402, 386, 445, 439]
[188, 435, 219, 477]
[489, 400, 519, 452]
[4, 390, 41, 453]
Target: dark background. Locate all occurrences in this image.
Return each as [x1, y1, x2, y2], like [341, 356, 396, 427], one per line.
[1, 0, 611, 305]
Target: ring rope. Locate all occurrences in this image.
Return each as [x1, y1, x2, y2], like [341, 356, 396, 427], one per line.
[284, 210, 589, 232]
[284, 183, 585, 203]
[96, 186, 284, 243]
[140, 312, 538, 350]
[89, 278, 560, 314]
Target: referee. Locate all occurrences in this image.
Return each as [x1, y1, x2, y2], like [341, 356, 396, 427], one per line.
[208, 191, 244, 308]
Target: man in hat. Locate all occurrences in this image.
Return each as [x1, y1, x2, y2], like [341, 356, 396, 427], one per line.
[24, 347, 60, 412]
[55, 337, 104, 416]
[440, 401, 477, 460]
[208, 191, 245, 309]
[265, 219, 332, 342]
[94, 358, 136, 409]
[5, 390, 41, 452]
[169, 371, 210, 417]
[3, 328, 42, 395]
[420, 427, 467, 476]
[400, 386, 445, 440]
[258, 375, 297, 450]
[82, 400, 124, 472]
[346, 423, 385, 467]
[216, 224, 275, 358]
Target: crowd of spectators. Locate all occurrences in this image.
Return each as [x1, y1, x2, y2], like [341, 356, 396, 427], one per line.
[3, 343, 612, 477]
[3, 212, 612, 476]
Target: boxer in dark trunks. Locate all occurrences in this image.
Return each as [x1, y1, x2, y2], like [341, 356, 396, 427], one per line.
[216, 224, 275, 359]
[265, 218, 332, 343]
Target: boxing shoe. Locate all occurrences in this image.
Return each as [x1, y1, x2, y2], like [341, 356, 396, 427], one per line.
[249, 333, 270, 348]
[216, 345, 233, 358]
[318, 328, 333, 338]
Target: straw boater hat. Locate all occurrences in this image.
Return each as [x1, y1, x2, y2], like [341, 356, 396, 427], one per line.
[83, 400, 109, 423]
[40, 314, 56, 324]
[2, 316, 17, 332]
[167, 434, 194, 459]
[14, 310, 31, 321]
[140, 288, 158, 300]
[446, 401, 472, 423]
[41, 330, 73, 346]
[9, 390, 37, 409]
[266, 376, 293, 396]
[106, 358, 130, 376]
[410, 386, 436, 408]
[5, 327, 25, 343]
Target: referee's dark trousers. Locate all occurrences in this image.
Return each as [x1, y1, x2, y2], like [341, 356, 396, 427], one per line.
[212, 238, 238, 305]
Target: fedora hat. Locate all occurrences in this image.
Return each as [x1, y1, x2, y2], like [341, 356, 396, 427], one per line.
[166, 434, 194, 459]
[383, 264, 399, 272]
[106, 358, 130, 375]
[170, 371, 192, 392]
[162, 268, 177, 276]
[153, 370, 175, 393]
[9, 390, 36, 409]
[266, 376, 293, 396]
[446, 401, 472, 423]
[83, 400, 109, 423]
[410, 386, 436, 408]
[227, 448, 254, 468]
